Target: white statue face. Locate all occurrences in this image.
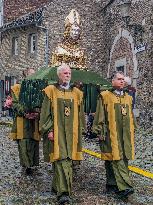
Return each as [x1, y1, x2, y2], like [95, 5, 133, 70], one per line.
[69, 24, 81, 40]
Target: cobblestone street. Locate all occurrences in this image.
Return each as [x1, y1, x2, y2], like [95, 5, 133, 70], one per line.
[0, 124, 153, 205]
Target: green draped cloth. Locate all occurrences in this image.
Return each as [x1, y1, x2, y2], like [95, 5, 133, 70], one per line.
[27, 67, 111, 114]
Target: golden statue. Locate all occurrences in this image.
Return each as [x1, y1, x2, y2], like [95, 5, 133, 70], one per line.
[51, 9, 87, 69]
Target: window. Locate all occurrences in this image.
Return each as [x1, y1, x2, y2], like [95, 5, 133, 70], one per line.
[0, 0, 3, 26]
[12, 37, 19, 56]
[28, 33, 37, 54]
[115, 58, 126, 75]
[116, 66, 124, 73]
[5, 76, 11, 95]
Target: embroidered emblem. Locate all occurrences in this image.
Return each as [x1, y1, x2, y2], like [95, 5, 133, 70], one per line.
[121, 106, 127, 116]
[65, 106, 71, 116]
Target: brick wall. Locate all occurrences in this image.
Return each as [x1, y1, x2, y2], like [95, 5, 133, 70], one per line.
[4, 0, 49, 22]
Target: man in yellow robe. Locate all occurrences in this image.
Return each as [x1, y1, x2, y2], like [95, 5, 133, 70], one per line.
[8, 68, 40, 175]
[39, 64, 85, 204]
[93, 71, 135, 199]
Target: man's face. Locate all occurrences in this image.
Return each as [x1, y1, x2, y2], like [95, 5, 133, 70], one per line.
[112, 73, 125, 90]
[27, 68, 35, 76]
[69, 24, 81, 40]
[59, 67, 71, 84]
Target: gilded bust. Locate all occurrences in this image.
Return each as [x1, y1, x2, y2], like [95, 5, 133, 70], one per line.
[51, 9, 87, 69]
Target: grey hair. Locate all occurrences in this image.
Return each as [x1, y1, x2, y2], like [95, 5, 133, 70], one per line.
[111, 71, 124, 80]
[124, 76, 131, 85]
[57, 64, 71, 76]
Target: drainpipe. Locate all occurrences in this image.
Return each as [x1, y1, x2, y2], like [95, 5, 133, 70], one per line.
[45, 28, 49, 67]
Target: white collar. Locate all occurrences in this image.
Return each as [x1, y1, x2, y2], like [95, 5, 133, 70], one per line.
[114, 89, 124, 96]
[60, 83, 70, 90]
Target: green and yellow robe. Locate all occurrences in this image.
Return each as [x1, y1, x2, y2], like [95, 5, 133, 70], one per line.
[39, 84, 85, 162]
[93, 90, 135, 161]
[93, 90, 135, 191]
[39, 84, 85, 196]
[10, 84, 40, 167]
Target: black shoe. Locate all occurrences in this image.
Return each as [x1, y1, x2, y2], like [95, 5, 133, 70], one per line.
[25, 167, 33, 175]
[106, 185, 119, 194]
[117, 188, 134, 199]
[58, 194, 71, 205]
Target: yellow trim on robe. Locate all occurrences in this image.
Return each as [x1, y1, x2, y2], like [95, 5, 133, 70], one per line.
[72, 90, 83, 160]
[43, 85, 59, 161]
[16, 117, 24, 139]
[52, 87, 60, 160]
[10, 84, 23, 140]
[11, 84, 21, 99]
[101, 91, 120, 160]
[127, 97, 135, 160]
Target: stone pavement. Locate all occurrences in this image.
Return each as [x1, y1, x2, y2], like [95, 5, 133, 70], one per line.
[0, 124, 153, 205]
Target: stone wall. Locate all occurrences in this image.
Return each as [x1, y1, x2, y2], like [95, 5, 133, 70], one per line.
[109, 37, 135, 77]
[1, 0, 108, 78]
[102, 0, 153, 129]
[0, 25, 46, 78]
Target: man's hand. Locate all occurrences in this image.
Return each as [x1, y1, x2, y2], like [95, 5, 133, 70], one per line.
[25, 112, 39, 119]
[48, 131, 54, 141]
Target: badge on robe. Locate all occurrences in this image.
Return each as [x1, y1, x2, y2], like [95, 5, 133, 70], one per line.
[65, 106, 71, 116]
[121, 106, 127, 116]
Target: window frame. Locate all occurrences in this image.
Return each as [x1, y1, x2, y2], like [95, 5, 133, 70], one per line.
[116, 65, 125, 73]
[12, 36, 19, 56]
[28, 33, 37, 54]
[115, 57, 126, 75]
[0, 0, 4, 27]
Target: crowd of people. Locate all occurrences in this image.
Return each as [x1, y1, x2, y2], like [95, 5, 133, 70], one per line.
[4, 64, 136, 205]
